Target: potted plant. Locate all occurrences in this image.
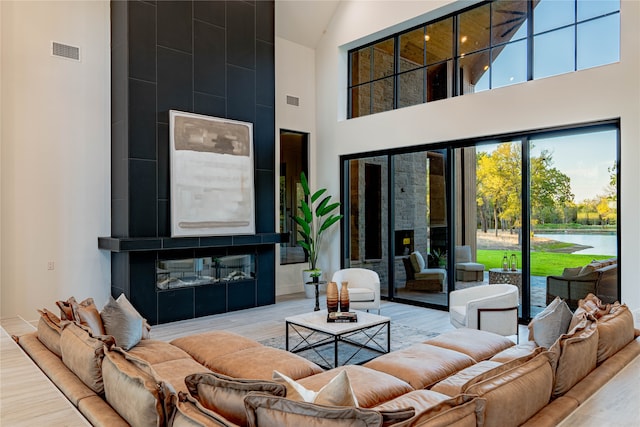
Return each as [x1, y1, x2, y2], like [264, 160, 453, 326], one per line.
[293, 171, 343, 296]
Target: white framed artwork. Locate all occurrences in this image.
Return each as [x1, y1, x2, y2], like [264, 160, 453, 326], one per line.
[169, 110, 255, 237]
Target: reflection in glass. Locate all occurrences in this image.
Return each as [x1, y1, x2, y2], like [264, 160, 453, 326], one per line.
[459, 51, 491, 94]
[577, 0, 619, 21]
[400, 27, 425, 72]
[426, 18, 453, 64]
[350, 84, 371, 118]
[491, 40, 527, 89]
[427, 61, 452, 102]
[459, 3, 490, 55]
[398, 69, 425, 108]
[347, 157, 389, 297]
[534, 0, 574, 34]
[372, 78, 394, 114]
[577, 15, 620, 70]
[534, 27, 575, 79]
[492, 0, 528, 45]
[372, 38, 395, 80]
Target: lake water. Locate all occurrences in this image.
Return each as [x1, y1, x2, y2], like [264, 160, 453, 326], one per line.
[536, 232, 617, 256]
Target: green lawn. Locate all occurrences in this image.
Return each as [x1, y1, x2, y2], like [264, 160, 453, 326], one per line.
[477, 250, 610, 277]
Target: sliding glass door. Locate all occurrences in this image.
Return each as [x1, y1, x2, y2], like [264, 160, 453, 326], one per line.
[340, 121, 619, 319]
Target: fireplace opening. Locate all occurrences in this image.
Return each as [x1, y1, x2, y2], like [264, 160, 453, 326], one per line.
[156, 254, 255, 290]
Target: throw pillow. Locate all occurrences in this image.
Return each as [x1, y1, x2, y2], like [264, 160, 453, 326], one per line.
[527, 296, 573, 348]
[60, 322, 111, 394]
[172, 392, 237, 427]
[101, 296, 143, 350]
[595, 303, 635, 364]
[116, 293, 152, 339]
[56, 296, 77, 320]
[578, 264, 596, 276]
[410, 252, 421, 273]
[413, 251, 426, 270]
[549, 316, 599, 398]
[36, 308, 62, 357]
[73, 299, 106, 336]
[244, 394, 382, 427]
[273, 370, 358, 407]
[185, 372, 285, 426]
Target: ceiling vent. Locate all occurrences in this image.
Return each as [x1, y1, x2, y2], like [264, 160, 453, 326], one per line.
[52, 41, 80, 61]
[286, 95, 300, 107]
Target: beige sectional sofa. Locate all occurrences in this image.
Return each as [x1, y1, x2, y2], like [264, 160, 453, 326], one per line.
[14, 294, 640, 427]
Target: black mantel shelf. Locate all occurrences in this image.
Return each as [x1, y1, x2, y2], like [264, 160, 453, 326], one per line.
[98, 233, 288, 253]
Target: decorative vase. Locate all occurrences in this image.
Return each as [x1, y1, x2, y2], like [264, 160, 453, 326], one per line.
[339, 281, 350, 312]
[502, 253, 509, 271]
[510, 254, 517, 271]
[326, 281, 339, 313]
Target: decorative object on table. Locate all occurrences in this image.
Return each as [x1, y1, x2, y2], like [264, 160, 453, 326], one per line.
[502, 253, 509, 271]
[326, 281, 339, 313]
[510, 253, 518, 271]
[302, 269, 323, 299]
[293, 171, 343, 305]
[327, 311, 358, 323]
[339, 281, 350, 312]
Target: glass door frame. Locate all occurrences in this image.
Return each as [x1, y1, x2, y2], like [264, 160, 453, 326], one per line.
[339, 119, 620, 321]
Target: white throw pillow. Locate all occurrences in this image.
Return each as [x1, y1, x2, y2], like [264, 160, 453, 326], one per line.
[527, 296, 573, 348]
[273, 370, 358, 407]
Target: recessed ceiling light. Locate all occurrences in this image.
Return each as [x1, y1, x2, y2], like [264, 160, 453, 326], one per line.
[461, 36, 468, 43]
[425, 34, 431, 41]
[484, 65, 489, 71]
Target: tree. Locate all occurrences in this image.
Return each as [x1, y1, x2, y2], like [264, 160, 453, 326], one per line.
[530, 149, 573, 223]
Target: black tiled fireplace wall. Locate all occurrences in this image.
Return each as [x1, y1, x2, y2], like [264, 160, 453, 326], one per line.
[107, 0, 277, 324]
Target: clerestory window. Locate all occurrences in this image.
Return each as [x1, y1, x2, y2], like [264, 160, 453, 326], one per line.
[348, 0, 620, 119]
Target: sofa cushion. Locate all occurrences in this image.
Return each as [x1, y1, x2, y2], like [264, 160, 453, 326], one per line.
[126, 339, 194, 365]
[186, 372, 285, 425]
[206, 346, 323, 381]
[116, 293, 152, 339]
[101, 295, 143, 350]
[527, 296, 573, 348]
[296, 365, 414, 409]
[465, 352, 554, 427]
[273, 370, 357, 407]
[60, 322, 111, 395]
[349, 288, 375, 303]
[489, 340, 540, 363]
[549, 316, 599, 398]
[56, 296, 77, 320]
[102, 348, 175, 427]
[152, 357, 212, 394]
[171, 393, 237, 427]
[375, 391, 483, 427]
[243, 393, 383, 427]
[171, 331, 262, 366]
[364, 343, 476, 390]
[432, 347, 546, 397]
[424, 328, 515, 361]
[37, 308, 62, 357]
[595, 303, 635, 364]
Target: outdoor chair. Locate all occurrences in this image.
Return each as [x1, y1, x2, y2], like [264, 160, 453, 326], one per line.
[455, 245, 485, 282]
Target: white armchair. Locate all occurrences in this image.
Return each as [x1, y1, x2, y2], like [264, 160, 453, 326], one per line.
[331, 268, 381, 314]
[449, 284, 519, 341]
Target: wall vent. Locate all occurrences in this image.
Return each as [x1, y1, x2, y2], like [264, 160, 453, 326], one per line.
[52, 41, 80, 61]
[286, 95, 300, 107]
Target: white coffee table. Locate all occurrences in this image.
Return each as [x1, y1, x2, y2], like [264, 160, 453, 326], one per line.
[285, 309, 391, 369]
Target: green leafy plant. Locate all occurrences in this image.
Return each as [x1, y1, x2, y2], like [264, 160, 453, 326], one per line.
[293, 172, 343, 276]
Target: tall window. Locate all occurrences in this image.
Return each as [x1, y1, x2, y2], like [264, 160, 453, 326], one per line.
[348, 0, 620, 119]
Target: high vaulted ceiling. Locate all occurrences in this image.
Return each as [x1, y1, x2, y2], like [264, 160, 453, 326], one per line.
[275, 0, 341, 48]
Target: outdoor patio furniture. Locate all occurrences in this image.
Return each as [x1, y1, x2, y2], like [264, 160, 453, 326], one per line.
[546, 258, 618, 310]
[403, 252, 446, 292]
[455, 245, 485, 282]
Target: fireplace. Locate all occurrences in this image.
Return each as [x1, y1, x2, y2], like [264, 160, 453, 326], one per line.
[157, 254, 255, 290]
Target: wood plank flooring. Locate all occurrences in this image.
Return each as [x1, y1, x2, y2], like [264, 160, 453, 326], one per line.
[1, 293, 638, 426]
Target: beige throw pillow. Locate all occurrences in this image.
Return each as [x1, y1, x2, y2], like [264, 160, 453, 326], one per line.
[273, 370, 358, 407]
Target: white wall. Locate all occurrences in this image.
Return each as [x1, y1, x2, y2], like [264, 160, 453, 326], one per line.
[313, 0, 640, 309]
[1, 1, 111, 320]
[274, 36, 319, 295]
